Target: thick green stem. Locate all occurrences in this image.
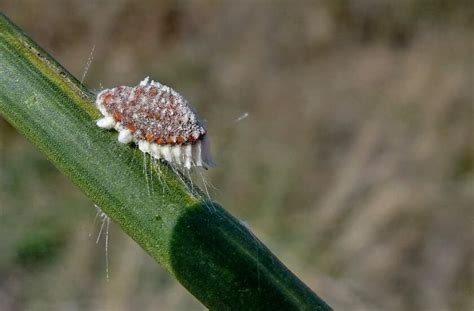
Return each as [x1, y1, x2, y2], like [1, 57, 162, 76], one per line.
[0, 13, 331, 310]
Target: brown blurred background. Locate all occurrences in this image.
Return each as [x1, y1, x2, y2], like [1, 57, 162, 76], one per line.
[0, 1, 473, 310]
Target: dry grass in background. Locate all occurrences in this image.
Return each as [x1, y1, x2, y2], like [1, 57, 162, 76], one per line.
[0, 1, 473, 310]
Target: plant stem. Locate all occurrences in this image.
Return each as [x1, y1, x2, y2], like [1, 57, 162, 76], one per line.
[0, 13, 331, 310]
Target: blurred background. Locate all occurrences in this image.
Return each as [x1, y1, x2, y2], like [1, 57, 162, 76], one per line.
[0, 1, 473, 310]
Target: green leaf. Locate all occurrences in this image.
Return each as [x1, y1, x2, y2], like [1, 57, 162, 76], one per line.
[0, 13, 331, 310]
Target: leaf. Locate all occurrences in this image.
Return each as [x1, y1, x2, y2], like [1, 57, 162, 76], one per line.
[0, 13, 331, 310]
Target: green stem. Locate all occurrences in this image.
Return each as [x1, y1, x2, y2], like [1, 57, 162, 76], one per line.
[0, 13, 331, 310]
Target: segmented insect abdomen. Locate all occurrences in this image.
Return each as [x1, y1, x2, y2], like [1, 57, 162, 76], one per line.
[95, 77, 214, 169]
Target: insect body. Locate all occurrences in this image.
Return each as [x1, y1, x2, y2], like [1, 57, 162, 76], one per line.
[95, 77, 214, 169]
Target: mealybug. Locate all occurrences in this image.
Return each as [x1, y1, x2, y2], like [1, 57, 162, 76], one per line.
[95, 77, 214, 169]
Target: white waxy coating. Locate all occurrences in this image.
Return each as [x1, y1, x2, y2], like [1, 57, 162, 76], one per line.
[118, 129, 133, 144]
[95, 77, 215, 169]
[96, 116, 116, 129]
[192, 141, 203, 167]
[161, 145, 172, 162]
[171, 146, 182, 166]
[150, 144, 160, 159]
[183, 144, 192, 169]
[138, 140, 151, 153]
